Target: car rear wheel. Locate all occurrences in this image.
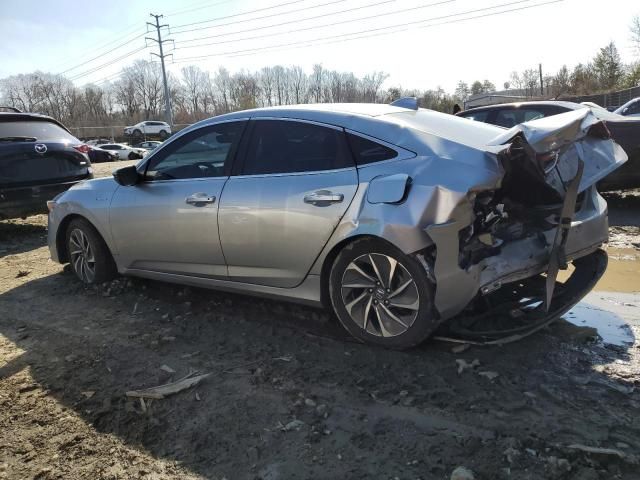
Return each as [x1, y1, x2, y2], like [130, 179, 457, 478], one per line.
[329, 238, 437, 349]
[159, 130, 168, 139]
[128, 152, 138, 160]
[66, 219, 117, 285]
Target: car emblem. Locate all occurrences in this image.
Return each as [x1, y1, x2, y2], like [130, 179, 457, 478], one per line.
[34, 144, 47, 154]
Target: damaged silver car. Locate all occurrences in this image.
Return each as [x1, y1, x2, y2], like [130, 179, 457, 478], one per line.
[47, 99, 627, 349]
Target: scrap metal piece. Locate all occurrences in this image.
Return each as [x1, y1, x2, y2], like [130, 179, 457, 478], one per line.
[544, 158, 584, 312]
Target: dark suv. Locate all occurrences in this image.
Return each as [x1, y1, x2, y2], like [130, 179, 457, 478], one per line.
[0, 109, 93, 219]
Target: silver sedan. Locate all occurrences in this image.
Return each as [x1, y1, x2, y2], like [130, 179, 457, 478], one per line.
[47, 100, 626, 349]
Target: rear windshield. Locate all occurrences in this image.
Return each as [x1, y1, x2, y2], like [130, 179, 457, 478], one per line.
[0, 121, 78, 142]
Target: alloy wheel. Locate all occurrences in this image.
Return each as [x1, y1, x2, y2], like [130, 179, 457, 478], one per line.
[69, 228, 96, 283]
[340, 253, 420, 337]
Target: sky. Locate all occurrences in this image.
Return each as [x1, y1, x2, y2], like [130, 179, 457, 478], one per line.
[1, 0, 639, 93]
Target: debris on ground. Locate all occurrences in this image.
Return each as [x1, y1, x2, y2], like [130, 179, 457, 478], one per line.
[456, 358, 480, 374]
[450, 466, 475, 480]
[125, 372, 210, 399]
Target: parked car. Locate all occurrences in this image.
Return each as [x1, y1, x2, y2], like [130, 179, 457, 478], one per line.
[86, 138, 111, 146]
[457, 101, 640, 190]
[613, 97, 640, 118]
[1, 111, 93, 219]
[124, 121, 171, 139]
[133, 141, 163, 151]
[97, 143, 147, 160]
[87, 146, 116, 163]
[48, 100, 625, 349]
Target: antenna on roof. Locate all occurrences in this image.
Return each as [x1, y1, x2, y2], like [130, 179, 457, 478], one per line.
[390, 97, 419, 110]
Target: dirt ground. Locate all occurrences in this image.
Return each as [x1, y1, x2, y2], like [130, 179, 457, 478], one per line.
[1, 163, 639, 479]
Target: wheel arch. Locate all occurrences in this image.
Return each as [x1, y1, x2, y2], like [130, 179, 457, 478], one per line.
[319, 234, 401, 308]
[56, 214, 111, 264]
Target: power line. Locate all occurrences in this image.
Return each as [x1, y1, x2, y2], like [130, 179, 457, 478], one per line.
[175, 0, 395, 45]
[59, 31, 147, 75]
[174, 0, 454, 50]
[69, 46, 148, 82]
[166, 0, 235, 17]
[171, 0, 311, 32]
[232, 0, 565, 59]
[56, 26, 144, 71]
[171, 0, 562, 64]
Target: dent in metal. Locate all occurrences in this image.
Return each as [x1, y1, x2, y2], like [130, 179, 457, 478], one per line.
[367, 173, 410, 204]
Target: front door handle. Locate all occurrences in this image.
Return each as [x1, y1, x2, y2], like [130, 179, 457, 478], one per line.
[185, 193, 216, 205]
[304, 190, 344, 205]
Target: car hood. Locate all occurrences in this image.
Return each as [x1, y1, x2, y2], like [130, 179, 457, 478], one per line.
[67, 176, 119, 194]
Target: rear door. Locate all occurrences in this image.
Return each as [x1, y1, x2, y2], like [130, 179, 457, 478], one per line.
[218, 118, 358, 288]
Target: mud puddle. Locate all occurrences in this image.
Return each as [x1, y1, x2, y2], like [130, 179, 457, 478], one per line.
[563, 291, 638, 346]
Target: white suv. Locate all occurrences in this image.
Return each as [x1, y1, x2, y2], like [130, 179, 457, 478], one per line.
[124, 121, 171, 138]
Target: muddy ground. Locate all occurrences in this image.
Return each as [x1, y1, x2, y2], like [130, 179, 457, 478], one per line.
[1, 163, 639, 480]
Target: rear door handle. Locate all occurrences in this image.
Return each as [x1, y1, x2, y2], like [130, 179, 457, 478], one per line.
[185, 193, 216, 205]
[304, 190, 344, 205]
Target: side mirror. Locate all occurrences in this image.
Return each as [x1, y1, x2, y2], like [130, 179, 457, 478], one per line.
[113, 165, 140, 186]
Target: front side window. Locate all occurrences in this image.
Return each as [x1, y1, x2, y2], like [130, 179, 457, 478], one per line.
[145, 121, 245, 180]
[624, 100, 640, 115]
[242, 120, 353, 175]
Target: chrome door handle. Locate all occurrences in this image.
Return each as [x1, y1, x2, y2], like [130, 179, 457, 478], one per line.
[185, 193, 216, 205]
[304, 191, 344, 205]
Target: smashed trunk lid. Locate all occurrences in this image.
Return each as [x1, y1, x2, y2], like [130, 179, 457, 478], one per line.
[487, 108, 627, 197]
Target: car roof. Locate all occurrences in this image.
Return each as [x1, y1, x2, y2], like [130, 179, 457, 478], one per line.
[459, 101, 584, 114]
[192, 103, 505, 150]
[0, 112, 71, 132]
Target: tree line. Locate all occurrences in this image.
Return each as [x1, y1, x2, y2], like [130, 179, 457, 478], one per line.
[1, 16, 639, 128]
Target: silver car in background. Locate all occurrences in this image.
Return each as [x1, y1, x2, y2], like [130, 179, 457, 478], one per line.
[47, 100, 626, 349]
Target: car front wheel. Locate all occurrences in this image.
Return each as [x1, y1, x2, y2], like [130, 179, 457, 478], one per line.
[329, 238, 437, 349]
[159, 130, 168, 139]
[66, 219, 117, 285]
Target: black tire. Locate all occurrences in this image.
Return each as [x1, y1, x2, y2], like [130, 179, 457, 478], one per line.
[128, 152, 138, 160]
[329, 238, 437, 349]
[133, 129, 142, 137]
[65, 218, 117, 285]
[159, 130, 168, 139]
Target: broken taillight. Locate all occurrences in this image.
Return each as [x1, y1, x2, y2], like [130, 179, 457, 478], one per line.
[73, 144, 91, 154]
[587, 121, 611, 140]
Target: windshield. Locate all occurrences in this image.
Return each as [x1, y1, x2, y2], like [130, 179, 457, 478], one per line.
[0, 121, 78, 143]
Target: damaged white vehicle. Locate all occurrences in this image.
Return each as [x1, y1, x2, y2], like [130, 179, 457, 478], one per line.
[47, 99, 626, 349]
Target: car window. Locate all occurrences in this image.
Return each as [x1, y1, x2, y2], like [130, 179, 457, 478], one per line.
[624, 101, 640, 115]
[494, 108, 546, 128]
[460, 110, 490, 122]
[101, 144, 117, 149]
[346, 133, 397, 165]
[0, 120, 78, 142]
[242, 120, 353, 175]
[145, 121, 245, 180]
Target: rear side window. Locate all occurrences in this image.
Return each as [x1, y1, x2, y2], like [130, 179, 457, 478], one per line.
[346, 133, 397, 165]
[0, 121, 78, 142]
[242, 120, 353, 175]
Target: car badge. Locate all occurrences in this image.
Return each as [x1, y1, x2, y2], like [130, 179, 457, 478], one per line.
[34, 144, 47, 154]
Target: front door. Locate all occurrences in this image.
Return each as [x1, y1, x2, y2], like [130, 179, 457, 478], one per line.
[110, 120, 247, 278]
[219, 119, 358, 288]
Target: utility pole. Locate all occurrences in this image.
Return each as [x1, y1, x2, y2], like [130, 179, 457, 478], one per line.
[147, 14, 173, 126]
[539, 63, 544, 96]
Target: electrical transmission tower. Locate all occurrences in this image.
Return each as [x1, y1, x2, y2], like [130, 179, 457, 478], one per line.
[147, 14, 174, 126]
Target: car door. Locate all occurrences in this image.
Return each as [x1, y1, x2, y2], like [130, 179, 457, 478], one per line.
[109, 120, 247, 278]
[218, 118, 358, 288]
